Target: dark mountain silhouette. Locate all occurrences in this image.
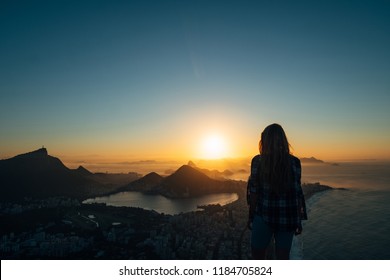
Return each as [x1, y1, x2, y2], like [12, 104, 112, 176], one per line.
[110, 164, 241, 198]
[186, 160, 233, 180]
[155, 165, 239, 198]
[117, 172, 163, 193]
[0, 148, 113, 201]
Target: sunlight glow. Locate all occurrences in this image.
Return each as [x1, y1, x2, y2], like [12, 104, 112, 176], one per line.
[201, 134, 228, 159]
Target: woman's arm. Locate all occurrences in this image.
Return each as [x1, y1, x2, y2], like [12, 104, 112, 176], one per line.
[247, 155, 261, 229]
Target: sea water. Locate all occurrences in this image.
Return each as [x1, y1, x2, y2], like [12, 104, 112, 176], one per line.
[291, 162, 390, 260]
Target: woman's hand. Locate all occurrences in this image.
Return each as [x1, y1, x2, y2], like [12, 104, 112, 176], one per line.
[295, 224, 303, 235]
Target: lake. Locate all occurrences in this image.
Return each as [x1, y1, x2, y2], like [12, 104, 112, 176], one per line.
[83, 191, 239, 215]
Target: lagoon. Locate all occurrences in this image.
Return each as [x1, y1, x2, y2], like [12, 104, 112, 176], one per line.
[83, 191, 239, 215]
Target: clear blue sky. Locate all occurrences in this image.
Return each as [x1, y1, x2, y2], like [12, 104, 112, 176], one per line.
[1, 0, 389, 161]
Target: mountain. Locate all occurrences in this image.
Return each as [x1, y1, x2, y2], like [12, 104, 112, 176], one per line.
[187, 160, 233, 180]
[117, 172, 163, 193]
[155, 165, 239, 198]
[0, 148, 110, 201]
[112, 164, 242, 198]
[97, 165, 244, 198]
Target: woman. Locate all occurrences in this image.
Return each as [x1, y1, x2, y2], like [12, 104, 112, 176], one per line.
[248, 123, 307, 259]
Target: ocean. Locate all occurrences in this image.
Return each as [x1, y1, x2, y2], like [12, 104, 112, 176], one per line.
[292, 162, 390, 260]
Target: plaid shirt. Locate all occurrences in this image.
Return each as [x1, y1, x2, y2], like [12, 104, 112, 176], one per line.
[248, 154, 308, 231]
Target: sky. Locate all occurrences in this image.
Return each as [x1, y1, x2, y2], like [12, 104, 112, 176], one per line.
[1, 0, 390, 163]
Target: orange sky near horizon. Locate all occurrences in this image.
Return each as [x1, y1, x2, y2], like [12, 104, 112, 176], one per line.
[2, 120, 389, 164]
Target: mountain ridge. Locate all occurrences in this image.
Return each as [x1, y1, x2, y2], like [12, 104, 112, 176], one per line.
[0, 148, 137, 201]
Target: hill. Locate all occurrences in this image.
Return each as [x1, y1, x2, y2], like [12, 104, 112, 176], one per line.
[187, 161, 234, 180]
[107, 165, 243, 198]
[116, 172, 163, 193]
[155, 165, 240, 198]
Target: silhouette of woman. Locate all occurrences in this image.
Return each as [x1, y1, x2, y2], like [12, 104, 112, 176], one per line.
[247, 123, 307, 259]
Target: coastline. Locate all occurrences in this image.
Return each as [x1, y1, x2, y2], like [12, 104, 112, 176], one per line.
[302, 182, 333, 201]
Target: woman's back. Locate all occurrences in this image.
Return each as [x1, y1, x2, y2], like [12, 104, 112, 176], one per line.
[249, 154, 306, 231]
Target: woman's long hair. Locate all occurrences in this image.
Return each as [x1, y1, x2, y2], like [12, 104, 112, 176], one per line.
[258, 123, 293, 195]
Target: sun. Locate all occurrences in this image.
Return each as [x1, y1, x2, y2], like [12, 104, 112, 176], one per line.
[200, 134, 228, 159]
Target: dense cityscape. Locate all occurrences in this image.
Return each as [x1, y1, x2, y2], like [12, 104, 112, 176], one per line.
[0, 185, 253, 259]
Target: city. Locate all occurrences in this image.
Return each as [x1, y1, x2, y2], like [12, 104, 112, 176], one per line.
[0, 183, 252, 259]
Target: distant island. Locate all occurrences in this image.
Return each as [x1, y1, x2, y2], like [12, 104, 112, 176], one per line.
[300, 156, 339, 166]
[300, 157, 325, 164]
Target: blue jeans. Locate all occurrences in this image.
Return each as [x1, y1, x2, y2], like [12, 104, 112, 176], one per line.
[251, 215, 294, 251]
